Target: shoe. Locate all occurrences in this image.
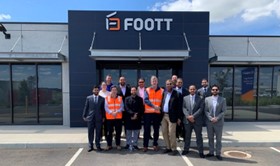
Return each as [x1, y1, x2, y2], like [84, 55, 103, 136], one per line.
[206, 153, 214, 157]
[96, 147, 103, 152]
[181, 150, 189, 155]
[143, 147, 148, 152]
[199, 153, 205, 158]
[105, 146, 112, 151]
[169, 150, 178, 156]
[133, 146, 140, 150]
[124, 144, 129, 149]
[163, 149, 172, 153]
[116, 146, 121, 150]
[87, 148, 94, 152]
[216, 155, 223, 160]
[153, 146, 159, 151]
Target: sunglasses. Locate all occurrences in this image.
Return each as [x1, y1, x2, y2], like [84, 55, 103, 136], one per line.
[211, 89, 218, 91]
[138, 81, 144, 83]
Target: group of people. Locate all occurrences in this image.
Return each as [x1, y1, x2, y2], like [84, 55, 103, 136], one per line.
[82, 74, 227, 160]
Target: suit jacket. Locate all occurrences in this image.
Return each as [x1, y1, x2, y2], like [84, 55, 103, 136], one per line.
[117, 84, 131, 101]
[204, 96, 227, 126]
[182, 94, 204, 125]
[197, 86, 211, 99]
[161, 90, 182, 123]
[175, 87, 188, 120]
[82, 95, 105, 122]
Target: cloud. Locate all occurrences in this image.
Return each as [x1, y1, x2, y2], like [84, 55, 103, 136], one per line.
[151, 0, 280, 23]
[0, 14, 11, 20]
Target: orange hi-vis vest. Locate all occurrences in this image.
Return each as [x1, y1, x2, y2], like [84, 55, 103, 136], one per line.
[144, 87, 164, 114]
[105, 96, 123, 120]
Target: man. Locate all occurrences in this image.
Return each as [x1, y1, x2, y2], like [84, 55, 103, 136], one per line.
[124, 86, 144, 151]
[116, 76, 131, 149]
[82, 85, 105, 152]
[197, 78, 211, 99]
[143, 76, 164, 152]
[182, 85, 205, 158]
[174, 78, 188, 141]
[104, 85, 124, 150]
[161, 79, 181, 156]
[197, 78, 211, 127]
[136, 78, 145, 100]
[105, 74, 114, 91]
[205, 84, 227, 160]
[171, 75, 178, 88]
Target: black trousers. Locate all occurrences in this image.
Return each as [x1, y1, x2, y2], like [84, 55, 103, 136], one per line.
[106, 119, 122, 146]
[87, 120, 102, 148]
[143, 113, 161, 147]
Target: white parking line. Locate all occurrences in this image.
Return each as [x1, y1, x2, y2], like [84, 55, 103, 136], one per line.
[65, 148, 83, 166]
[177, 147, 194, 166]
[270, 147, 280, 153]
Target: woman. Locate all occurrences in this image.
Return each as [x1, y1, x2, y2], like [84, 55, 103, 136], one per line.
[99, 81, 110, 98]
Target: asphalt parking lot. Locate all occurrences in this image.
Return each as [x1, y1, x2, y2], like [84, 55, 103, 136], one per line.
[0, 146, 279, 166]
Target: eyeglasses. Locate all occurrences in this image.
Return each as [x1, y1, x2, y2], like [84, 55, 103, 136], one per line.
[138, 82, 144, 83]
[211, 89, 218, 91]
[166, 83, 172, 85]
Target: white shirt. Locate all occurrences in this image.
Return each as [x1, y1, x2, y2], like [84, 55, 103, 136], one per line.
[163, 91, 172, 113]
[120, 85, 126, 95]
[212, 96, 218, 117]
[99, 90, 110, 98]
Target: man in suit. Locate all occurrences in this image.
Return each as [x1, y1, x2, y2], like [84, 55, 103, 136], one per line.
[197, 78, 211, 99]
[205, 84, 227, 160]
[82, 85, 105, 152]
[161, 79, 182, 156]
[197, 78, 211, 127]
[116, 76, 131, 149]
[174, 78, 188, 141]
[182, 85, 205, 158]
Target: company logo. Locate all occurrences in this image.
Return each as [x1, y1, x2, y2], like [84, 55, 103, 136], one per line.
[106, 12, 173, 31]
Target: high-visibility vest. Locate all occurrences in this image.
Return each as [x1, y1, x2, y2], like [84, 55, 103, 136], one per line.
[105, 96, 123, 120]
[144, 87, 164, 114]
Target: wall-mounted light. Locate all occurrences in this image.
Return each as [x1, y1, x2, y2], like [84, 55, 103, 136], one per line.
[0, 23, 11, 39]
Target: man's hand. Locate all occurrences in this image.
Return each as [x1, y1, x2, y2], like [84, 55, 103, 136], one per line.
[211, 117, 218, 123]
[131, 113, 138, 120]
[177, 119, 181, 125]
[187, 115, 195, 123]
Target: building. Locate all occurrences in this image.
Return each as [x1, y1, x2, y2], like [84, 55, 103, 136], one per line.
[0, 11, 279, 127]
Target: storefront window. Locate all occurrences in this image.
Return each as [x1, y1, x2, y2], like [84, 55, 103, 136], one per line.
[158, 69, 172, 88]
[258, 66, 280, 120]
[121, 69, 137, 87]
[234, 67, 257, 120]
[0, 65, 11, 124]
[12, 65, 37, 124]
[210, 67, 233, 120]
[38, 65, 62, 124]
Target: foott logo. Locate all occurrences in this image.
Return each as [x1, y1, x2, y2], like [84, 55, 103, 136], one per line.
[106, 12, 173, 31]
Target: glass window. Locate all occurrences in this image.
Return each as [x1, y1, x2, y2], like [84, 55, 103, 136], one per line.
[210, 67, 233, 120]
[158, 69, 172, 88]
[121, 69, 137, 87]
[12, 65, 37, 124]
[103, 69, 119, 85]
[258, 66, 280, 120]
[38, 65, 62, 124]
[0, 65, 11, 124]
[234, 67, 257, 120]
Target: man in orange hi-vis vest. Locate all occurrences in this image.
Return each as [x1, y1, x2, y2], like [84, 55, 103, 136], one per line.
[143, 76, 164, 152]
[104, 85, 124, 151]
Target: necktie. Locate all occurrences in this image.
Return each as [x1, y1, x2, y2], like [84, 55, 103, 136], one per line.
[204, 88, 207, 93]
[94, 96, 98, 103]
[191, 95, 194, 111]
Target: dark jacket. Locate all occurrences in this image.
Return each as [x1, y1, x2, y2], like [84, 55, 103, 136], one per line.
[161, 90, 182, 123]
[82, 95, 105, 122]
[124, 95, 144, 130]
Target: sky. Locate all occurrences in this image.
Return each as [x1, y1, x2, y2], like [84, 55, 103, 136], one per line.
[0, 0, 280, 35]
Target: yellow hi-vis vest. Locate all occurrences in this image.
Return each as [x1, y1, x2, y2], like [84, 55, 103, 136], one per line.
[144, 87, 164, 114]
[105, 96, 123, 120]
